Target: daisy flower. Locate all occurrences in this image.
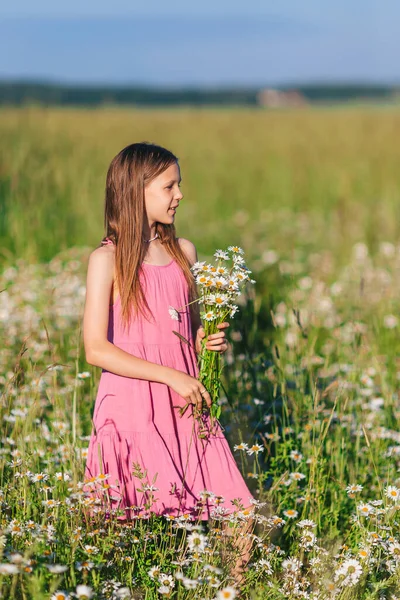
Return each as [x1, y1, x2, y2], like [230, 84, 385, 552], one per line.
[334, 558, 363, 586]
[168, 306, 179, 321]
[76, 585, 93, 599]
[228, 246, 244, 255]
[214, 249, 230, 260]
[202, 310, 217, 322]
[246, 443, 264, 455]
[234, 442, 249, 451]
[290, 450, 303, 463]
[357, 502, 374, 516]
[216, 586, 237, 599]
[283, 509, 298, 519]
[148, 565, 162, 579]
[385, 485, 400, 501]
[346, 483, 363, 495]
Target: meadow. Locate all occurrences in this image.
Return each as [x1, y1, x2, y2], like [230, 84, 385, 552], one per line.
[2, 105, 400, 599]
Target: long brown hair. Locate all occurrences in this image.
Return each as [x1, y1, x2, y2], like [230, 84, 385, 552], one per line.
[100, 142, 199, 333]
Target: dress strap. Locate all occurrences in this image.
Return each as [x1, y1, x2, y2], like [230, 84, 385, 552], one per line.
[101, 237, 115, 246]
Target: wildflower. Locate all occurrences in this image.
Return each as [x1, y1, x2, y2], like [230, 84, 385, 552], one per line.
[31, 472, 49, 483]
[75, 561, 94, 571]
[182, 577, 198, 589]
[357, 502, 374, 516]
[385, 486, 400, 501]
[216, 586, 237, 599]
[157, 586, 171, 595]
[246, 443, 264, 455]
[290, 450, 303, 463]
[115, 589, 131, 599]
[191, 260, 207, 272]
[141, 484, 159, 492]
[282, 557, 302, 572]
[229, 305, 239, 318]
[297, 519, 316, 529]
[214, 276, 230, 290]
[283, 509, 298, 519]
[148, 565, 162, 579]
[253, 398, 265, 405]
[300, 531, 317, 549]
[233, 442, 248, 451]
[265, 432, 280, 442]
[202, 310, 217, 321]
[213, 293, 229, 306]
[228, 245, 244, 255]
[51, 593, 69, 600]
[254, 558, 273, 574]
[168, 306, 179, 321]
[214, 249, 230, 260]
[204, 573, 220, 587]
[384, 315, 398, 329]
[187, 531, 207, 552]
[55, 472, 71, 481]
[346, 483, 363, 496]
[388, 542, 400, 560]
[290, 472, 306, 481]
[269, 516, 286, 527]
[83, 545, 99, 555]
[76, 585, 93, 599]
[77, 371, 91, 379]
[334, 558, 363, 586]
[42, 499, 60, 508]
[46, 564, 68, 573]
[0, 563, 19, 574]
[159, 574, 175, 589]
[203, 564, 223, 574]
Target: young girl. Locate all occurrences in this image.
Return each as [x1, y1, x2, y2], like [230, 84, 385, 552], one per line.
[83, 142, 255, 528]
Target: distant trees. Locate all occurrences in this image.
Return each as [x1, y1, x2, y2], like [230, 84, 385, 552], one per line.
[0, 80, 397, 107]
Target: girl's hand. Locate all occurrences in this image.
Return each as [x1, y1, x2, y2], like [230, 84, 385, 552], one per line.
[165, 369, 212, 413]
[195, 322, 230, 354]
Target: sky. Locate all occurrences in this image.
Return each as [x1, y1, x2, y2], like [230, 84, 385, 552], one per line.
[0, 0, 399, 87]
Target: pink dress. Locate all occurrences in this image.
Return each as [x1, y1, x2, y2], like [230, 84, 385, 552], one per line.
[84, 238, 254, 520]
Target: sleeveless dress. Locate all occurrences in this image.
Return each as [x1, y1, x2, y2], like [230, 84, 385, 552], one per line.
[84, 238, 254, 520]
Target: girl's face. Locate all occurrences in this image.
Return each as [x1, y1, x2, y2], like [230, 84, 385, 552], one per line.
[144, 162, 183, 228]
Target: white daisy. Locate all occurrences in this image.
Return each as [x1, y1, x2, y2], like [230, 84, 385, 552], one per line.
[228, 245, 244, 255]
[76, 585, 93, 599]
[385, 486, 400, 501]
[334, 558, 363, 586]
[168, 306, 179, 321]
[246, 443, 264, 455]
[202, 311, 217, 322]
[216, 586, 237, 599]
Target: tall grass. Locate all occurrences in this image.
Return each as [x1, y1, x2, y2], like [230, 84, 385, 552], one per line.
[1, 106, 400, 598]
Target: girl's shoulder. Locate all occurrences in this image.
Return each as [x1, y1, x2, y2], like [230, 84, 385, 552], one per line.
[177, 237, 198, 266]
[88, 239, 116, 275]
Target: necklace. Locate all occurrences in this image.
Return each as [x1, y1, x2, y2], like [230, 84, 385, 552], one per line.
[145, 232, 159, 243]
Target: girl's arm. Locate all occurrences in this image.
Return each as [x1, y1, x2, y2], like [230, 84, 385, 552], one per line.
[83, 247, 174, 383]
[178, 238, 202, 349]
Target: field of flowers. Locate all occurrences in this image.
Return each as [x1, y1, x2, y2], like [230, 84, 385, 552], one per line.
[2, 106, 400, 599]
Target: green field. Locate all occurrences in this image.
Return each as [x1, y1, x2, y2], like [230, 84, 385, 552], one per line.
[2, 106, 400, 599]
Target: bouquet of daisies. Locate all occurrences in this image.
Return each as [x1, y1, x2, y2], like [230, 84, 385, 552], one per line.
[170, 245, 255, 437]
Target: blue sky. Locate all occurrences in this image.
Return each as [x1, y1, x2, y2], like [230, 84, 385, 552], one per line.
[0, 0, 398, 86]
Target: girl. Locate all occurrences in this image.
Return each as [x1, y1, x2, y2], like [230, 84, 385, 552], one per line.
[82, 142, 255, 576]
